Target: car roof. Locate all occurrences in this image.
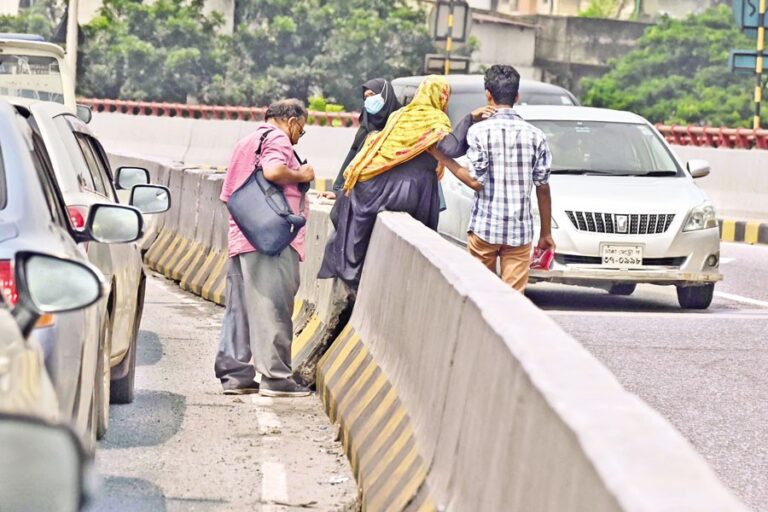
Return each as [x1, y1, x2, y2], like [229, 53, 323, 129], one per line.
[0, 39, 65, 58]
[391, 74, 572, 95]
[514, 105, 649, 124]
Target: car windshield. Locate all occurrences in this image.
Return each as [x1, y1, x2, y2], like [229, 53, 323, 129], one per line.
[530, 120, 682, 177]
[446, 91, 575, 124]
[0, 54, 65, 104]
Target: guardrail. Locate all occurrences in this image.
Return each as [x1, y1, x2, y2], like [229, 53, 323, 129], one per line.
[657, 124, 768, 150]
[79, 98, 361, 127]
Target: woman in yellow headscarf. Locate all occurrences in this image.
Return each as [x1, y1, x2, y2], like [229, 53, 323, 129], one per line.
[319, 75, 496, 289]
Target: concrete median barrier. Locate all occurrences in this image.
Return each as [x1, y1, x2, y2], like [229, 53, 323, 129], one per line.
[316, 212, 747, 512]
[144, 166, 185, 272]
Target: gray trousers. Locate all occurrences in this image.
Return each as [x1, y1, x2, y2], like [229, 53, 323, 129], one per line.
[214, 249, 300, 388]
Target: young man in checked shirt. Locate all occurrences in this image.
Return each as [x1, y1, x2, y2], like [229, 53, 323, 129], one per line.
[429, 65, 555, 292]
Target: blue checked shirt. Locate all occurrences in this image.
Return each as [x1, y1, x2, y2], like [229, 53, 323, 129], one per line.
[466, 108, 552, 247]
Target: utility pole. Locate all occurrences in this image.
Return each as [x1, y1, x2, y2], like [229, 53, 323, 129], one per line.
[444, 0, 454, 75]
[755, 0, 766, 129]
[65, 0, 78, 85]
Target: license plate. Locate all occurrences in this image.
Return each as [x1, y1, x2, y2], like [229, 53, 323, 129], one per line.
[601, 245, 643, 268]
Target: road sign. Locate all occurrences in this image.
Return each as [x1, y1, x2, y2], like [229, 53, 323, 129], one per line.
[730, 49, 760, 75]
[429, 1, 471, 43]
[424, 54, 470, 75]
[734, 0, 768, 29]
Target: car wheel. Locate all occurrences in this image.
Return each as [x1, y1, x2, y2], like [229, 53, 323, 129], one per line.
[609, 284, 637, 296]
[110, 277, 144, 404]
[677, 283, 715, 310]
[96, 310, 112, 439]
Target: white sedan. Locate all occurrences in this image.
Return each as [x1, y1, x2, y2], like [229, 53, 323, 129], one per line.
[439, 106, 723, 310]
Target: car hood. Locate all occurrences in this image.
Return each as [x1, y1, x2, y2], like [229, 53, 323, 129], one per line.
[549, 175, 709, 214]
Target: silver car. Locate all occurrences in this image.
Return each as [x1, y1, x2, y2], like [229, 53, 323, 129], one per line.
[0, 99, 143, 449]
[11, 100, 170, 435]
[439, 105, 723, 309]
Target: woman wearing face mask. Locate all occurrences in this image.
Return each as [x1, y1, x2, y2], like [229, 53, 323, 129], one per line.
[326, 79, 402, 198]
[319, 75, 495, 290]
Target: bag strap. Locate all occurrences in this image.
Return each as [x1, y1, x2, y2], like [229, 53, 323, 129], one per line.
[254, 127, 309, 218]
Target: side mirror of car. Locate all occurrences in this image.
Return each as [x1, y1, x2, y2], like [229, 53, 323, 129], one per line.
[115, 166, 150, 190]
[74, 204, 144, 245]
[129, 185, 171, 215]
[12, 251, 104, 337]
[0, 414, 92, 511]
[76, 104, 93, 124]
[687, 159, 711, 179]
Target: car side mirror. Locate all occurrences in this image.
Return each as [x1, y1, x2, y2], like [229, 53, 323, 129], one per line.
[129, 185, 171, 215]
[115, 167, 150, 190]
[74, 204, 144, 245]
[12, 251, 104, 337]
[0, 414, 92, 512]
[687, 159, 710, 179]
[76, 104, 92, 124]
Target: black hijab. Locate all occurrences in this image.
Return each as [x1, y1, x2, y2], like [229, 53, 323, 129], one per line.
[333, 78, 402, 192]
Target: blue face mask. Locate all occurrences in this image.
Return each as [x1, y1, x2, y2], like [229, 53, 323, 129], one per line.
[364, 94, 385, 115]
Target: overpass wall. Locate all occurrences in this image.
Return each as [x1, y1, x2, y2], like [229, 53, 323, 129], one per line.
[316, 211, 747, 511]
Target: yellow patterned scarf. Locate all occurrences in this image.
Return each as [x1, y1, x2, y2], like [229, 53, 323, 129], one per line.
[342, 75, 452, 192]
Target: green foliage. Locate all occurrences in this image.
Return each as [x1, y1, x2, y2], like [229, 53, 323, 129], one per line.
[78, 0, 227, 103]
[582, 6, 766, 127]
[579, 0, 620, 18]
[0, 0, 59, 39]
[4, 0, 442, 108]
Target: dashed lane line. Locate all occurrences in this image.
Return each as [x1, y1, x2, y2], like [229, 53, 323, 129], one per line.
[714, 291, 768, 309]
[260, 461, 289, 510]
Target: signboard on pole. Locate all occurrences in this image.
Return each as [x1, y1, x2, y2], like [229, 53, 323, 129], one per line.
[733, 0, 768, 38]
[429, 1, 471, 43]
[424, 54, 470, 75]
[729, 49, 760, 75]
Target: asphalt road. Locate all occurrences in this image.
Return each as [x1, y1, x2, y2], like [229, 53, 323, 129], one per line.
[86, 277, 357, 512]
[528, 242, 768, 512]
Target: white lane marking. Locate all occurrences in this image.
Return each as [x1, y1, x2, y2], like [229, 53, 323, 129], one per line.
[715, 291, 768, 308]
[251, 395, 274, 406]
[720, 257, 735, 265]
[547, 309, 768, 320]
[257, 410, 283, 436]
[261, 462, 289, 509]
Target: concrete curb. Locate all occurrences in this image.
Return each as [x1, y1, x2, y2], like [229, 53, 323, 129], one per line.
[719, 218, 768, 245]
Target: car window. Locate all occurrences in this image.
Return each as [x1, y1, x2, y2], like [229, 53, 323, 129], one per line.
[82, 135, 117, 202]
[531, 120, 682, 177]
[30, 133, 68, 226]
[74, 133, 109, 197]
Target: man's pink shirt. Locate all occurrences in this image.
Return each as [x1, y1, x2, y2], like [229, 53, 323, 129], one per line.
[220, 123, 309, 261]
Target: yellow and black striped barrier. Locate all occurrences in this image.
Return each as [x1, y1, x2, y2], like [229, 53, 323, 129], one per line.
[719, 219, 768, 244]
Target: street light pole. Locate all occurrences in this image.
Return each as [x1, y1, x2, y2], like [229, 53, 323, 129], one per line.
[755, 0, 766, 130]
[66, 0, 78, 85]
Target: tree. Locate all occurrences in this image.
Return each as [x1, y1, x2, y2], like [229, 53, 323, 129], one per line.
[0, 0, 60, 39]
[582, 6, 765, 127]
[78, 0, 228, 103]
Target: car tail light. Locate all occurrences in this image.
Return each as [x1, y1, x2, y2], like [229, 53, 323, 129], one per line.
[0, 259, 56, 328]
[67, 205, 88, 230]
[0, 259, 18, 306]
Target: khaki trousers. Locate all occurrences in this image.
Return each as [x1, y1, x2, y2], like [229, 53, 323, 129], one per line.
[468, 232, 531, 292]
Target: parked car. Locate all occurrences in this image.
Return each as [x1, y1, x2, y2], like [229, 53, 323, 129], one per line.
[438, 105, 723, 309]
[10, 99, 170, 431]
[392, 74, 579, 122]
[0, 251, 103, 512]
[0, 99, 143, 449]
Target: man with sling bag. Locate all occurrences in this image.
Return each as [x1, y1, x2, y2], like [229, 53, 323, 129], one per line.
[215, 99, 314, 397]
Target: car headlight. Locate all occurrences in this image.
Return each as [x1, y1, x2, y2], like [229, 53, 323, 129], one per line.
[683, 202, 718, 232]
[533, 210, 558, 229]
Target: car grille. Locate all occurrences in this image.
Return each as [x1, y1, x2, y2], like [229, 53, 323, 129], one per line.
[555, 255, 687, 267]
[565, 211, 675, 234]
